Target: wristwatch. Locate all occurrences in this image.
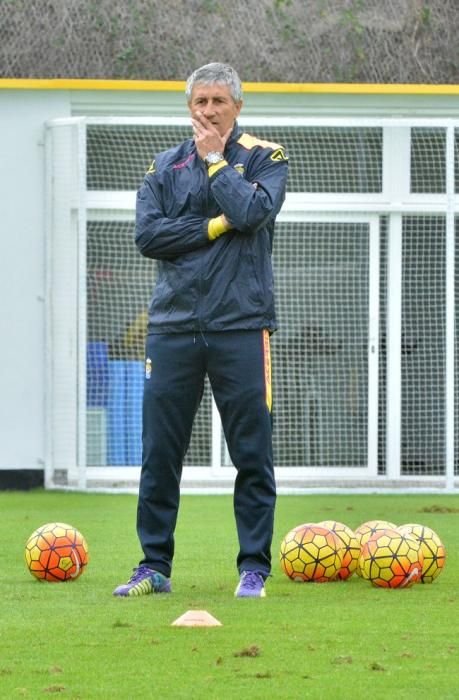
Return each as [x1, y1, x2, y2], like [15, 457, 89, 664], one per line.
[204, 151, 225, 167]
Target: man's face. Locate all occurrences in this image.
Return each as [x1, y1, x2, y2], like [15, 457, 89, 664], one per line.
[188, 83, 242, 138]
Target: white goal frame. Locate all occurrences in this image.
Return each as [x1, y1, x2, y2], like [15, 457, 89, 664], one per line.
[45, 116, 459, 492]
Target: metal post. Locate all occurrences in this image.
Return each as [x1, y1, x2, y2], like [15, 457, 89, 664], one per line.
[445, 124, 456, 490]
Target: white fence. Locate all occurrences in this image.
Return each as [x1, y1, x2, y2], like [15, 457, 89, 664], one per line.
[45, 116, 459, 491]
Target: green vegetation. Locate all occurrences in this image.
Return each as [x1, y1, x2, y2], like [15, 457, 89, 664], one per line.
[1, 1, 457, 84]
[1, 490, 458, 698]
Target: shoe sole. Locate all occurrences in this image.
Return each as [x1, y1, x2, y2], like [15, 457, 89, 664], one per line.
[234, 586, 266, 598]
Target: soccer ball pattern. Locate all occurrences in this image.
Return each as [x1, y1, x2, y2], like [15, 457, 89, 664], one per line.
[280, 524, 343, 582]
[319, 520, 360, 580]
[398, 523, 446, 583]
[354, 520, 397, 548]
[25, 522, 89, 582]
[358, 528, 423, 588]
[354, 520, 397, 577]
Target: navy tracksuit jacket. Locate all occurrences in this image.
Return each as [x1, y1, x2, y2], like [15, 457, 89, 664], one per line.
[135, 122, 288, 578]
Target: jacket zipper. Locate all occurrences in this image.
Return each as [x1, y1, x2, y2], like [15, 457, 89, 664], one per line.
[196, 162, 210, 337]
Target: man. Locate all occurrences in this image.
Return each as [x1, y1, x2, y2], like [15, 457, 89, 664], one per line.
[114, 62, 288, 599]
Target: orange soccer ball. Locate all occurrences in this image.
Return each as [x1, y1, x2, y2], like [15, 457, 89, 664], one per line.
[354, 520, 398, 577]
[319, 520, 360, 580]
[358, 528, 423, 588]
[25, 522, 89, 582]
[280, 523, 343, 582]
[398, 523, 446, 583]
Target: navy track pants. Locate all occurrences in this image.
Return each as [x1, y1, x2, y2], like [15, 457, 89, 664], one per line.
[137, 330, 276, 578]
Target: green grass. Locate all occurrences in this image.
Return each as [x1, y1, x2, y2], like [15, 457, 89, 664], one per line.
[1, 490, 459, 699]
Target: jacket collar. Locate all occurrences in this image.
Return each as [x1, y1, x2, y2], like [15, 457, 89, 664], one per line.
[226, 121, 242, 150]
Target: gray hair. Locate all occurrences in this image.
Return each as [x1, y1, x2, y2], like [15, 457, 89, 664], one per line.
[185, 62, 243, 103]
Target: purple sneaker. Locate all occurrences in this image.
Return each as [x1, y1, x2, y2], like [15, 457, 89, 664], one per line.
[235, 571, 266, 598]
[113, 565, 171, 597]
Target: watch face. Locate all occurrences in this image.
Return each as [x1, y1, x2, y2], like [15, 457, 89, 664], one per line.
[205, 152, 224, 165]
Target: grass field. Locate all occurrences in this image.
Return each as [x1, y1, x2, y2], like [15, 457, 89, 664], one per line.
[1, 490, 458, 699]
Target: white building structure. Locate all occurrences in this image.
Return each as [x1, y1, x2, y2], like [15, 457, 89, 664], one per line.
[1, 79, 459, 491]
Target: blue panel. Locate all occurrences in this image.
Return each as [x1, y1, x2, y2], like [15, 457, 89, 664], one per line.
[125, 360, 144, 466]
[107, 361, 127, 465]
[86, 341, 109, 408]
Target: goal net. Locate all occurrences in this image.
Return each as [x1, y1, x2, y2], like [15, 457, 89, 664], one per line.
[45, 116, 458, 490]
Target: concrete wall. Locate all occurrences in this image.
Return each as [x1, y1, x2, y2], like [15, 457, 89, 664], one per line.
[0, 90, 69, 482]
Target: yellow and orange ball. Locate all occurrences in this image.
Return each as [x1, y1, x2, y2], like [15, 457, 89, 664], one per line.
[280, 523, 343, 582]
[319, 520, 360, 580]
[358, 527, 423, 588]
[398, 523, 446, 583]
[25, 522, 89, 582]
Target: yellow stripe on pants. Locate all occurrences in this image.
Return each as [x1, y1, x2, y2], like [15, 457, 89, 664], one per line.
[263, 329, 272, 412]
